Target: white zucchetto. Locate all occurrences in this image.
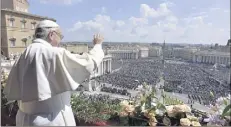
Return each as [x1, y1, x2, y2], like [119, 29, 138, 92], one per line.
[36, 20, 59, 28]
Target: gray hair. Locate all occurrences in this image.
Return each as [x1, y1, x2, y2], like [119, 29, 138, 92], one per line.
[34, 27, 58, 41]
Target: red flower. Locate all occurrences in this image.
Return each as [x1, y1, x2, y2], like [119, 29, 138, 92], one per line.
[94, 121, 107, 126]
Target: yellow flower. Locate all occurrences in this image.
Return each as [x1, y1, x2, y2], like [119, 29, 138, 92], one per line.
[180, 118, 191, 126]
[173, 104, 191, 113]
[2, 83, 6, 87]
[124, 105, 135, 113]
[144, 110, 156, 119]
[119, 111, 128, 117]
[187, 115, 199, 122]
[129, 101, 134, 105]
[191, 121, 201, 126]
[149, 117, 157, 127]
[166, 105, 176, 117]
[148, 121, 157, 127]
[120, 100, 129, 107]
[166, 104, 191, 117]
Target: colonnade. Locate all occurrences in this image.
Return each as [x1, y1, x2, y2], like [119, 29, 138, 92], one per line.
[193, 55, 230, 65]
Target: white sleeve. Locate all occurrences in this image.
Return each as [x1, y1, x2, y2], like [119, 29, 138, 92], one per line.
[53, 44, 104, 91]
[63, 44, 104, 73]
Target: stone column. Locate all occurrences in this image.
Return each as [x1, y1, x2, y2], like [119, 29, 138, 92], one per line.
[101, 62, 103, 75]
[209, 56, 211, 64]
[224, 57, 227, 65]
[215, 56, 217, 63]
[208, 56, 210, 64]
[107, 60, 109, 73]
[103, 61, 105, 74]
[211, 56, 213, 64]
[213, 56, 215, 64]
[105, 60, 107, 73]
[109, 60, 111, 72]
[104, 61, 106, 73]
[226, 57, 228, 65]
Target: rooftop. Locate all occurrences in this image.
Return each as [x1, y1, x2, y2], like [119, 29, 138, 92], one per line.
[195, 50, 230, 56]
[1, 9, 56, 21]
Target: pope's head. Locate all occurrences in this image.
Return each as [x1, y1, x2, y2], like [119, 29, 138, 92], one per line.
[34, 20, 63, 47]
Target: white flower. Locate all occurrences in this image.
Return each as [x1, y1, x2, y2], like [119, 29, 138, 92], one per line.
[180, 118, 191, 126]
[207, 114, 226, 126]
[151, 102, 157, 107]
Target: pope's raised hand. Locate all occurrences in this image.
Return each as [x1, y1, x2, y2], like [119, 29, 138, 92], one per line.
[93, 34, 104, 45]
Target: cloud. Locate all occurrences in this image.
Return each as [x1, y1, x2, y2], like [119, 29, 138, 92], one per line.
[40, 0, 82, 5]
[140, 3, 170, 18]
[66, 2, 230, 44]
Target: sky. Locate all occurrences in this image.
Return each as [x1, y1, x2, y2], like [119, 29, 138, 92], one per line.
[28, 0, 230, 45]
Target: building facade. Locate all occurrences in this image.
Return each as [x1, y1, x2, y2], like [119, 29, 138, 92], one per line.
[1, 0, 29, 13]
[148, 46, 162, 57]
[138, 48, 149, 58]
[163, 47, 198, 61]
[82, 55, 112, 92]
[107, 49, 139, 59]
[60, 43, 89, 54]
[1, 0, 56, 57]
[193, 51, 230, 66]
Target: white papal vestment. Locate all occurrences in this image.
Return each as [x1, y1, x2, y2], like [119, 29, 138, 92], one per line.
[3, 39, 104, 126]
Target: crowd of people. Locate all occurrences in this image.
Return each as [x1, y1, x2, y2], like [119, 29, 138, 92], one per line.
[96, 58, 230, 104]
[164, 61, 230, 103]
[76, 93, 121, 105]
[96, 59, 162, 90]
[101, 86, 131, 96]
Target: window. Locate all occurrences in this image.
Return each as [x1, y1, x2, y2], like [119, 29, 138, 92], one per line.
[31, 23, 35, 29]
[21, 38, 27, 46]
[23, 42, 27, 46]
[21, 19, 27, 29]
[21, 22, 26, 29]
[10, 40, 15, 47]
[9, 20, 14, 27]
[96, 67, 98, 73]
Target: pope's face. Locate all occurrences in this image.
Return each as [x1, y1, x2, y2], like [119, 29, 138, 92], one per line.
[48, 28, 63, 47]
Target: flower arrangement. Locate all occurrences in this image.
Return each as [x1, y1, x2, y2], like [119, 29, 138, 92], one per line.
[70, 82, 230, 126]
[1, 69, 18, 126]
[204, 92, 231, 126]
[1, 69, 230, 126]
[71, 93, 122, 125]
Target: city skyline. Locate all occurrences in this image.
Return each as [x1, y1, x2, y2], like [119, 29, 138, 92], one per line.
[29, 0, 230, 44]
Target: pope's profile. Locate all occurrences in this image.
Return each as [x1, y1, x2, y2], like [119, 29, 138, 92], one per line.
[3, 20, 105, 126]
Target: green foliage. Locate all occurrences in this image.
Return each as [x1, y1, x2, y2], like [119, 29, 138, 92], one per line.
[210, 91, 214, 98]
[164, 96, 184, 105]
[221, 104, 231, 118]
[71, 93, 122, 123]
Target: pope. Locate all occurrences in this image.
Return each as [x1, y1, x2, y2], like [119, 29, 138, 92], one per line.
[3, 20, 105, 126]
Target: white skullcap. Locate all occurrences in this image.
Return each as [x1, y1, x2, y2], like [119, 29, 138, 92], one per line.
[36, 20, 59, 28]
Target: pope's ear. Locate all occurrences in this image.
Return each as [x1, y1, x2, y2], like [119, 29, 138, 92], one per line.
[48, 32, 53, 39]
